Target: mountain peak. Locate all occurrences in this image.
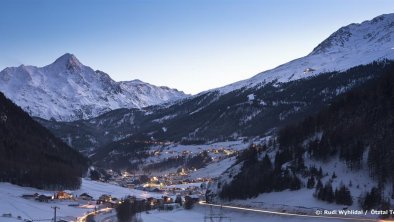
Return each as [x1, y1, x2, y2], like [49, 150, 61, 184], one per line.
[213, 13, 394, 94]
[130, 79, 145, 84]
[310, 13, 394, 55]
[0, 53, 188, 121]
[52, 53, 83, 70]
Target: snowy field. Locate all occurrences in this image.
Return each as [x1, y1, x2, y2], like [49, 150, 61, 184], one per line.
[94, 205, 359, 222]
[189, 156, 237, 179]
[147, 140, 250, 161]
[140, 205, 356, 222]
[144, 140, 251, 179]
[0, 179, 160, 222]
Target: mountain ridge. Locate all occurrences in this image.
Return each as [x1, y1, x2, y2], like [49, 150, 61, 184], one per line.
[37, 13, 394, 157]
[209, 13, 394, 94]
[0, 53, 188, 121]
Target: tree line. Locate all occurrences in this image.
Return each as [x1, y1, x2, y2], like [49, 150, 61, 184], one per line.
[0, 92, 88, 189]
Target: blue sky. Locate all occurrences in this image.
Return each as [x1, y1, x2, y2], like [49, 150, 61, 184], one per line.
[1, 0, 393, 94]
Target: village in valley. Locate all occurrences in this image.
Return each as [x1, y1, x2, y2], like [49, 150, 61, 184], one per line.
[2, 174, 205, 222]
[1, 141, 248, 222]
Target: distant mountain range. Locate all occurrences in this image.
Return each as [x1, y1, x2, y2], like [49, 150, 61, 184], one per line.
[0, 53, 188, 121]
[37, 13, 394, 162]
[1, 14, 394, 123]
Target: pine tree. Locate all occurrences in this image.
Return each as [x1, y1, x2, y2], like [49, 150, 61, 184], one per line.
[307, 176, 315, 189]
[361, 187, 382, 210]
[316, 179, 323, 191]
[116, 199, 136, 222]
[318, 167, 323, 178]
[261, 154, 272, 170]
[335, 185, 353, 206]
[331, 171, 337, 179]
[325, 183, 335, 203]
[175, 195, 182, 206]
[184, 196, 194, 210]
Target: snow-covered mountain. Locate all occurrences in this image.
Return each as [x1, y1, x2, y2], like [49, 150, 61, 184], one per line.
[214, 13, 394, 94]
[38, 13, 394, 153]
[0, 53, 188, 121]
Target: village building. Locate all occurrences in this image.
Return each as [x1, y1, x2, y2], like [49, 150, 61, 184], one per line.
[78, 193, 93, 201]
[55, 191, 73, 200]
[36, 194, 52, 202]
[21, 193, 39, 200]
[97, 194, 112, 204]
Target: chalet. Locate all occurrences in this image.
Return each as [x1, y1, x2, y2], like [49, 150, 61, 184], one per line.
[162, 196, 174, 204]
[112, 197, 119, 203]
[102, 200, 118, 208]
[36, 194, 52, 202]
[97, 194, 112, 204]
[126, 182, 135, 189]
[189, 194, 200, 203]
[55, 191, 73, 200]
[147, 197, 159, 207]
[79, 193, 93, 201]
[22, 193, 39, 200]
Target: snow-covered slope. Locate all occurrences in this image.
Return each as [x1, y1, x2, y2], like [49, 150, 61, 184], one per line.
[0, 178, 161, 222]
[0, 53, 188, 121]
[119, 79, 186, 107]
[214, 13, 394, 94]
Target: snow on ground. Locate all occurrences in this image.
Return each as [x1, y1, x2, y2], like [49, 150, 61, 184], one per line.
[74, 179, 162, 200]
[0, 178, 160, 222]
[0, 53, 188, 121]
[165, 182, 202, 190]
[232, 188, 343, 212]
[141, 205, 351, 222]
[207, 145, 386, 219]
[306, 154, 378, 199]
[0, 182, 86, 222]
[189, 156, 237, 179]
[211, 14, 394, 95]
[214, 154, 385, 220]
[146, 140, 249, 164]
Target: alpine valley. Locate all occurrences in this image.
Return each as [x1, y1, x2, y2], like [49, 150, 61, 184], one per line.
[1, 13, 394, 222]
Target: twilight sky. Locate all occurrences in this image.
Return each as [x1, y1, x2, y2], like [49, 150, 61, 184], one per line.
[1, 0, 393, 94]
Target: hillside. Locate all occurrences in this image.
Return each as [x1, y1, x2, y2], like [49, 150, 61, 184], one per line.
[39, 61, 392, 158]
[213, 13, 394, 94]
[0, 92, 88, 189]
[208, 60, 394, 211]
[277, 59, 394, 185]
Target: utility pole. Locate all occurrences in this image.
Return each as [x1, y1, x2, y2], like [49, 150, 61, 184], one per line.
[51, 206, 59, 222]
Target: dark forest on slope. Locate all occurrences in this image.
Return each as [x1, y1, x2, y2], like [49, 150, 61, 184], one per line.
[0, 92, 88, 190]
[278, 61, 394, 184]
[217, 61, 394, 202]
